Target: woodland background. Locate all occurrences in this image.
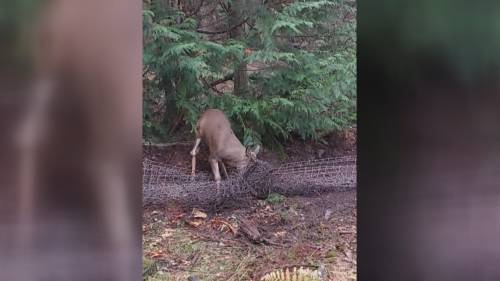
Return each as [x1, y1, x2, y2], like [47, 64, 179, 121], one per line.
[143, 0, 357, 149]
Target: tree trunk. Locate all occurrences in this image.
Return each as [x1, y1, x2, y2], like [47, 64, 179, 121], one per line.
[229, 0, 248, 95]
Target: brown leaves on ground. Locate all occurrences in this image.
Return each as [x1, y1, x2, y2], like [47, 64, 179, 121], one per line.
[186, 208, 208, 228]
[143, 191, 356, 281]
[211, 218, 238, 235]
[142, 139, 357, 281]
[146, 250, 169, 259]
[192, 209, 208, 219]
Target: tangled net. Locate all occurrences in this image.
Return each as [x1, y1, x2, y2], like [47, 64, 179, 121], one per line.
[143, 155, 356, 209]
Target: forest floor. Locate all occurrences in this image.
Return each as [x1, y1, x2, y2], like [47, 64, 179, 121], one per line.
[142, 128, 357, 281]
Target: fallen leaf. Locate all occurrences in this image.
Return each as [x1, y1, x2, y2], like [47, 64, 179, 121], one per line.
[169, 214, 185, 223]
[191, 209, 207, 219]
[274, 231, 287, 237]
[147, 250, 167, 258]
[210, 218, 222, 227]
[219, 220, 238, 235]
[187, 219, 204, 227]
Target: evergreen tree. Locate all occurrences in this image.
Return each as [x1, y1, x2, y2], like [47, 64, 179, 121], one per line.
[143, 0, 357, 148]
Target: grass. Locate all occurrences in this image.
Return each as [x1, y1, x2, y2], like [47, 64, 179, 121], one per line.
[265, 193, 285, 205]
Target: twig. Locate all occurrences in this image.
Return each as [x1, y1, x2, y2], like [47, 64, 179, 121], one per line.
[261, 237, 281, 246]
[227, 252, 254, 281]
[188, 251, 201, 270]
[218, 0, 230, 15]
[168, 113, 185, 134]
[196, 17, 248, 34]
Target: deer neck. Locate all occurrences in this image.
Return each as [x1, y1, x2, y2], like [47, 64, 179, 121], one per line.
[223, 146, 249, 170]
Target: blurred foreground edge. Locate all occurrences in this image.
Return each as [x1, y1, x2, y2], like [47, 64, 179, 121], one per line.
[358, 1, 500, 281]
[0, 1, 142, 281]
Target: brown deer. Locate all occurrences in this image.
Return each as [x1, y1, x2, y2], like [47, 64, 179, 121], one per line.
[190, 109, 260, 186]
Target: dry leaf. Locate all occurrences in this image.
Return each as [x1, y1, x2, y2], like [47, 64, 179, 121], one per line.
[219, 220, 238, 235]
[210, 218, 222, 226]
[187, 219, 204, 227]
[274, 231, 287, 237]
[147, 250, 167, 258]
[191, 209, 207, 219]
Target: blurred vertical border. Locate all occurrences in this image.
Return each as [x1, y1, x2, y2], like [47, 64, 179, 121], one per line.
[358, 0, 500, 280]
[3, 0, 500, 280]
[0, 1, 142, 281]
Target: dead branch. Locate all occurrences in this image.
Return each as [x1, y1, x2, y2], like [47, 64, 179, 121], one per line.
[196, 17, 248, 34]
[218, 0, 230, 15]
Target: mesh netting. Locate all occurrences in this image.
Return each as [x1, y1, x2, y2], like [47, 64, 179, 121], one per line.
[143, 155, 356, 209]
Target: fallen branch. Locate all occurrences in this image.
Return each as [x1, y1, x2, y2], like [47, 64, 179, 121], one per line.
[237, 217, 280, 246]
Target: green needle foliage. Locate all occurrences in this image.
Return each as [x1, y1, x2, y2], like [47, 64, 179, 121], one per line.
[143, 0, 356, 148]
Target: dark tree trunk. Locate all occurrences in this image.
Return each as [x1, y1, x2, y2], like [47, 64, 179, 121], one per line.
[229, 0, 248, 95]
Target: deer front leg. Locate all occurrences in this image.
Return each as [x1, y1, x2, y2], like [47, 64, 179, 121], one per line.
[209, 157, 221, 187]
[190, 138, 201, 176]
[220, 161, 228, 179]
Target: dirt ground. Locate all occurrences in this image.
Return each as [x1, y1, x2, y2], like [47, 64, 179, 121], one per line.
[143, 129, 357, 281]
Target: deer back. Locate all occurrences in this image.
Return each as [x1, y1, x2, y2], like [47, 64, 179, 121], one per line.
[196, 109, 248, 168]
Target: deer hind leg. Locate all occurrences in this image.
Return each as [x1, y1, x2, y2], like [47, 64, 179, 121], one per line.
[220, 161, 228, 179]
[209, 157, 221, 187]
[190, 138, 201, 176]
